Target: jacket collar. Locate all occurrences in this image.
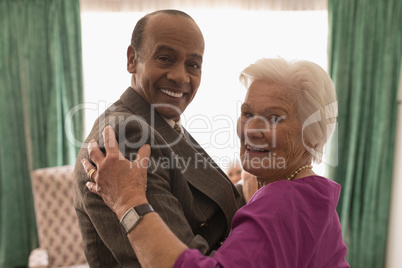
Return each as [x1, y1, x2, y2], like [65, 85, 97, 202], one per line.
[119, 87, 241, 230]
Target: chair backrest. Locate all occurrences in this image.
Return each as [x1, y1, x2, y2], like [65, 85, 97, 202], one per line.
[31, 165, 87, 267]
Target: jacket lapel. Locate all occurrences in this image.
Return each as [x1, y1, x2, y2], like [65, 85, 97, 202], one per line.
[175, 133, 240, 230]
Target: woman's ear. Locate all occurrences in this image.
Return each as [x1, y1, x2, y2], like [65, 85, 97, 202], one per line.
[127, 45, 137, 74]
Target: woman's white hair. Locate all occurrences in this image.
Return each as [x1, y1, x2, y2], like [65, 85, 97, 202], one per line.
[239, 58, 337, 164]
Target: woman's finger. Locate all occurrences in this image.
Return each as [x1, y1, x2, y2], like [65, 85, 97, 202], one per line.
[86, 181, 98, 194]
[81, 158, 95, 173]
[103, 126, 121, 158]
[134, 144, 151, 175]
[87, 139, 105, 165]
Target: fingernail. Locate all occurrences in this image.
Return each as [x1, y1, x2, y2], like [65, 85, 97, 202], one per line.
[103, 125, 111, 135]
[88, 139, 96, 148]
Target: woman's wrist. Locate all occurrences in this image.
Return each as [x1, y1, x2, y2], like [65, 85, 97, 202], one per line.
[115, 195, 149, 220]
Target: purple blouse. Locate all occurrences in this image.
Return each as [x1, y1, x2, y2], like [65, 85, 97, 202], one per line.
[174, 175, 349, 268]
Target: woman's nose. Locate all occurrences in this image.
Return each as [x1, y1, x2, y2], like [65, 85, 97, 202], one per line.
[245, 117, 269, 140]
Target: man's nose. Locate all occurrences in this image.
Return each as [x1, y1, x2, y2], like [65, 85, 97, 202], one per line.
[167, 64, 190, 85]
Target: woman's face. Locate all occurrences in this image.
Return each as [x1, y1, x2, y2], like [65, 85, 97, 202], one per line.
[237, 79, 309, 183]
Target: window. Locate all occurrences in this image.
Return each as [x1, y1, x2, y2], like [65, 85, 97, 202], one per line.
[81, 9, 329, 174]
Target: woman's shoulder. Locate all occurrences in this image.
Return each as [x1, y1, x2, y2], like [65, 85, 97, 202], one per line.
[261, 175, 339, 196]
[249, 175, 341, 214]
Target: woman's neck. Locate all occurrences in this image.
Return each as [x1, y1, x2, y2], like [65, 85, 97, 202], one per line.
[257, 165, 316, 188]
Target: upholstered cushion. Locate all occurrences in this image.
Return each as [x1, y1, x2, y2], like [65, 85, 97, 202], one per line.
[28, 248, 48, 267]
[31, 166, 87, 267]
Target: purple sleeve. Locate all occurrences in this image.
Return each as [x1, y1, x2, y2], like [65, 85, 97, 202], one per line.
[173, 195, 279, 267]
[174, 249, 222, 268]
[174, 177, 349, 268]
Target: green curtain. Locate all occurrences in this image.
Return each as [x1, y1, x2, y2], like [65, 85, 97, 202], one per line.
[328, 0, 402, 267]
[0, 0, 83, 267]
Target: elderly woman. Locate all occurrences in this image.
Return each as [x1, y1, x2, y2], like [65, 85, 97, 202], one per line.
[82, 58, 349, 267]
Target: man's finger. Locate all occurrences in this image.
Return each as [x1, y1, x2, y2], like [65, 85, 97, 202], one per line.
[87, 139, 105, 165]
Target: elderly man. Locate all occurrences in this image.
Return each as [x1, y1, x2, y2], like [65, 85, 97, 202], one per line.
[74, 10, 245, 267]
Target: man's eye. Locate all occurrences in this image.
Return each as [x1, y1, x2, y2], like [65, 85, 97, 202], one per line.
[242, 112, 253, 118]
[188, 63, 201, 69]
[157, 56, 171, 62]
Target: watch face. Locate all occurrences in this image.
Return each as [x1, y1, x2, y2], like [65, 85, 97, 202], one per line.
[121, 208, 140, 232]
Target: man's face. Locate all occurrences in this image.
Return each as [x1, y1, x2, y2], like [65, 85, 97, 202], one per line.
[128, 14, 205, 121]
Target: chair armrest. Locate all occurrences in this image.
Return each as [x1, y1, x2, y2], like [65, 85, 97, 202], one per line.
[28, 248, 49, 268]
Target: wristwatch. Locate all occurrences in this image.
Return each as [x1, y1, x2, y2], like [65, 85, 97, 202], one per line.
[120, 203, 155, 234]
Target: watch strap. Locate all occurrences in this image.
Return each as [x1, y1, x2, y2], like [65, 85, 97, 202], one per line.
[120, 203, 154, 233]
[135, 203, 154, 216]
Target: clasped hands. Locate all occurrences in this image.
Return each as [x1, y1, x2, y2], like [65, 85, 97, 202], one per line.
[81, 126, 150, 219]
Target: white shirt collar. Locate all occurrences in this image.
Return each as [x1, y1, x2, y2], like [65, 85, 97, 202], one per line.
[162, 116, 180, 129]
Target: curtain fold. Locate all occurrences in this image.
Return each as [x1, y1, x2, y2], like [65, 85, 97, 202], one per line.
[328, 0, 402, 267]
[0, 0, 83, 267]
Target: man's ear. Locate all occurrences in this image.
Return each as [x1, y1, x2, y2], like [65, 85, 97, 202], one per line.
[127, 45, 137, 73]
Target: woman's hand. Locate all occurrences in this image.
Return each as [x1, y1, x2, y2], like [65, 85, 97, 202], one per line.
[81, 125, 151, 219]
[242, 171, 258, 203]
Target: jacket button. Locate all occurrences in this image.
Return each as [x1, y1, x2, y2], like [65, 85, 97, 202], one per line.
[200, 222, 208, 228]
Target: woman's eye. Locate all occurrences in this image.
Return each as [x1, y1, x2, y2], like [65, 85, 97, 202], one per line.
[271, 116, 283, 124]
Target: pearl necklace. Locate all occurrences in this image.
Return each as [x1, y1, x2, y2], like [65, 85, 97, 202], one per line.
[258, 164, 313, 188]
[285, 164, 313, 181]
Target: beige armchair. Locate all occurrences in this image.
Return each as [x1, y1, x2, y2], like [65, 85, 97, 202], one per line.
[29, 165, 88, 268]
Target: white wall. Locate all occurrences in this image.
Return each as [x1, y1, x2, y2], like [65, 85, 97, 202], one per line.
[80, 10, 329, 173]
